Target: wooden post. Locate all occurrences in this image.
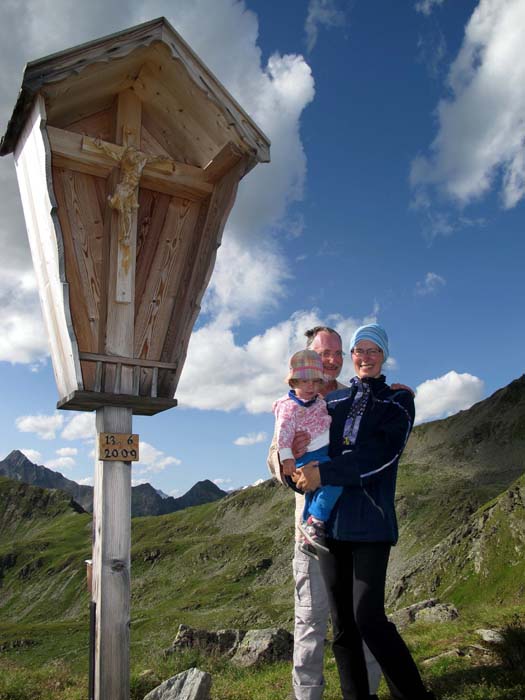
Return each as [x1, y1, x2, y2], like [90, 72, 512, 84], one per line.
[92, 406, 132, 700]
[92, 89, 141, 700]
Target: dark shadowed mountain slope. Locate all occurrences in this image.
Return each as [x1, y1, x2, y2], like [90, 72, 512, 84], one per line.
[387, 472, 525, 610]
[0, 450, 226, 517]
[0, 450, 94, 511]
[131, 479, 226, 516]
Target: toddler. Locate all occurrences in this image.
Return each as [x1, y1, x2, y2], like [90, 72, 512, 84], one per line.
[272, 349, 343, 553]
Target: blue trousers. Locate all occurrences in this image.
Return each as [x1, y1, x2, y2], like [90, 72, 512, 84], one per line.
[297, 446, 342, 522]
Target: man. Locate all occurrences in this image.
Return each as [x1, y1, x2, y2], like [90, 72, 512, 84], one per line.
[268, 326, 381, 700]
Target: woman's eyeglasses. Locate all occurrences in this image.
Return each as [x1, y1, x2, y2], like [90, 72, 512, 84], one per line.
[351, 348, 383, 358]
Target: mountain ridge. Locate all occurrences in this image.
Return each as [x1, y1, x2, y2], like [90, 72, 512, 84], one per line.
[0, 450, 226, 517]
[1, 374, 524, 626]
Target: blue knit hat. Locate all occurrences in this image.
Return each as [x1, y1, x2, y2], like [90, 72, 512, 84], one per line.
[350, 323, 389, 361]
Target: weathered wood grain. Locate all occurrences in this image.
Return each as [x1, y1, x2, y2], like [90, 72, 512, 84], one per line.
[13, 96, 82, 397]
[132, 62, 217, 166]
[48, 125, 212, 200]
[58, 390, 177, 415]
[66, 107, 114, 142]
[204, 141, 243, 183]
[135, 189, 171, 307]
[133, 196, 201, 369]
[93, 405, 131, 700]
[53, 168, 104, 347]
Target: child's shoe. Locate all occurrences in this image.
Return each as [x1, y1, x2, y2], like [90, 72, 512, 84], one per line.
[299, 516, 329, 553]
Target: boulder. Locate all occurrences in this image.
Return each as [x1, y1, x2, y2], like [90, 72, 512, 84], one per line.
[230, 627, 293, 667]
[143, 667, 211, 700]
[475, 628, 504, 644]
[422, 649, 463, 665]
[416, 603, 459, 624]
[164, 624, 245, 657]
[389, 599, 458, 629]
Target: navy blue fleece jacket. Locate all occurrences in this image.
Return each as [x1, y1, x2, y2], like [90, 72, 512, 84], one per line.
[320, 376, 414, 543]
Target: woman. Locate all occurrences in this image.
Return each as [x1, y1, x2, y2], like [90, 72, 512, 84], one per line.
[294, 323, 435, 700]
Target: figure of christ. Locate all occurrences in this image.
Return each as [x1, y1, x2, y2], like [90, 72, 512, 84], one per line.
[94, 138, 174, 244]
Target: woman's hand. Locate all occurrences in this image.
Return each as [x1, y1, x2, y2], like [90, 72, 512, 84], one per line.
[294, 461, 321, 492]
[291, 430, 310, 459]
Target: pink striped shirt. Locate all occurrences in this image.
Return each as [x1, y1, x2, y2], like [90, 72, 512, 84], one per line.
[272, 394, 331, 461]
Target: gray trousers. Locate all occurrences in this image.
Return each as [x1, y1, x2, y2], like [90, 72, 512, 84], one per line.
[293, 543, 381, 700]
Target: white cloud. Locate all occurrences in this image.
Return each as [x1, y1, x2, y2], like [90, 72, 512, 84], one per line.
[202, 238, 289, 326]
[0, 272, 49, 363]
[132, 478, 148, 487]
[46, 456, 75, 470]
[169, 488, 181, 497]
[56, 447, 78, 457]
[234, 431, 268, 446]
[213, 478, 232, 486]
[305, 0, 346, 53]
[415, 0, 446, 16]
[415, 272, 446, 296]
[242, 477, 265, 489]
[78, 476, 94, 486]
[416, 25, 447, 80]
[20, 448, 42, 463]
[134, 441, 181, 474]
[411, 0, 525, 209]
[414, 370, 485, 424]
[61, 413, 96, 441]
[16, 413, 64, 440]
[177, 309, 373, 413]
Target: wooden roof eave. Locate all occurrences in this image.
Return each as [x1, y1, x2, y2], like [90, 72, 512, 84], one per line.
[0, 17, 271, 166]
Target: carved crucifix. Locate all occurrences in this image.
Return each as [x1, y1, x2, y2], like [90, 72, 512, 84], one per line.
[92, 137, 174, 303]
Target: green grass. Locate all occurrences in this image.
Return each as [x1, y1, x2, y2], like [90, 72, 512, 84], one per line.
[2, 475, 525, 698]
[3, 606, 525, 699]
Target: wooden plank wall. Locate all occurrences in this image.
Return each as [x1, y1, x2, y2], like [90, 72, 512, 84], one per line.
[13, 96, 82, 398]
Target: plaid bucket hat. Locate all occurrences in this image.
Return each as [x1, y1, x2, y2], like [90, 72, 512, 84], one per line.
[287, 349, 325, 383]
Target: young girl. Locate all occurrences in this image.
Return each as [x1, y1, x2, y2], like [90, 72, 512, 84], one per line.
[272, 349, 343, 553]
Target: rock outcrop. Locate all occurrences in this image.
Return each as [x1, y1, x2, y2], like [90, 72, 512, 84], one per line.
[165, 624, 293, 667]
[143, 668, 211, 700]
[389, 599, 459, 629]
[230, 627, 293, 667]
[165, 624, 246, 657]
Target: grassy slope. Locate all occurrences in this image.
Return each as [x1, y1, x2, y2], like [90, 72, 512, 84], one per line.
[2, 372, 525, 700]
[387, 376, 525, 592]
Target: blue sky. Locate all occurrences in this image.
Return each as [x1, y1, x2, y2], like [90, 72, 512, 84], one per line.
[0, 0, 523, 497]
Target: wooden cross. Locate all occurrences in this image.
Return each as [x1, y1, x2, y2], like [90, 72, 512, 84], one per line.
[48, 90, 213, 316]
[91, 137, 174, 303]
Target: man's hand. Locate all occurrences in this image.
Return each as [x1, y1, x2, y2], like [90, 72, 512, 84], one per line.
[281, 458, 296, 476]
[391, 383, 414, 397]
[294, 461, 321, 492]
[292, 430, 310, 459]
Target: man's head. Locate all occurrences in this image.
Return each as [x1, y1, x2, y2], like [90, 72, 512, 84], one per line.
[305, 326, 343, 381]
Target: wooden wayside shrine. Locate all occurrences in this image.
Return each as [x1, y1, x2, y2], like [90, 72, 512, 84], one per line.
[1, 17, 270, 700]
[1, 16, 270, 415]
